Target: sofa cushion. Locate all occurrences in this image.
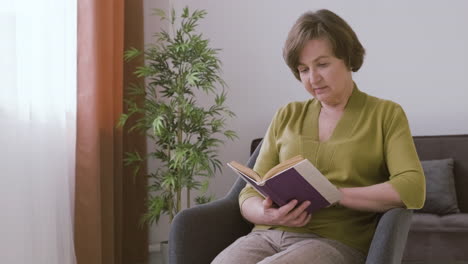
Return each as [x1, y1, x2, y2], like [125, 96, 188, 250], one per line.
[403, 213, 468, 263]
[417, 158, 460, 214]
[410, 213, 468, 232]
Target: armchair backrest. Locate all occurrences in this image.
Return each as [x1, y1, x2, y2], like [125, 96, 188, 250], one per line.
[224, 139, 263, 201]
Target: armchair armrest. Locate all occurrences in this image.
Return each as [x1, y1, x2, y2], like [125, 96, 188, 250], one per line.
[169, 140, 263, 264]
[366, 208, 413, 264]
[169, 196, 251, 264]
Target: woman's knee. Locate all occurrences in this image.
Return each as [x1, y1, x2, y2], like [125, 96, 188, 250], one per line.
[259, 238, 364, 264]
[211, 232, 277, 264]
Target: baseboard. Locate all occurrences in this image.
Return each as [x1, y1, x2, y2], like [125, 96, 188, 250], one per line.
[149, 243, 160, 253]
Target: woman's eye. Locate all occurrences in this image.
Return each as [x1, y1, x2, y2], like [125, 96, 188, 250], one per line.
[299, 68, 309, 73]
[317, 63, 329, 67]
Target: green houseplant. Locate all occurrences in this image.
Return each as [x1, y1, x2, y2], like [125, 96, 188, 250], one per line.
[119, 7, 237, 226]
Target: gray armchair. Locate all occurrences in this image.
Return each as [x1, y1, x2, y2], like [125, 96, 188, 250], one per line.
[169, 141, 413, 264]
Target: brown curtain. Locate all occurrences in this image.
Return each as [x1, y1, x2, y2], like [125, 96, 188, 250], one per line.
[123, 0, 149, 262]
[75, 0, 147, 263]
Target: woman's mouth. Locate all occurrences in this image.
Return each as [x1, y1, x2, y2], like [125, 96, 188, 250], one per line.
[314, 86, 328, 93]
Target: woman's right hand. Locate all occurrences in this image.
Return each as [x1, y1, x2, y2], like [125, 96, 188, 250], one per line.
[241, 196, 312, 227]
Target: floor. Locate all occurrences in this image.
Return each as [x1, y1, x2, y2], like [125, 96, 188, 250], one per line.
[149, 251, 162, 264]
[135, 251, 162, 264]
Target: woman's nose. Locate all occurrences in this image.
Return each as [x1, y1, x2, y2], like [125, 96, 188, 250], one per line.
[309, 70, 321, 84]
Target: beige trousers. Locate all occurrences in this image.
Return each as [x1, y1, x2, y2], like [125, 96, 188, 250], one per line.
[211, 230, 365, 264]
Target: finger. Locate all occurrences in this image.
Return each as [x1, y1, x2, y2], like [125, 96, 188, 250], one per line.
[300, 214, 312, 226]
[278, 200, 302, 223]
[291, 211, 308, 226]
[294, 212, 312, 227]
[298, 200, 311, 211]
[262, 197, 273, 209]
[277, 199, 298, 216]
[289, 200, 311, 219]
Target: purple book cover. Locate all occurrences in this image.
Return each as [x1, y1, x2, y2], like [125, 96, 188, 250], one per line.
[262, 168, 330, 214]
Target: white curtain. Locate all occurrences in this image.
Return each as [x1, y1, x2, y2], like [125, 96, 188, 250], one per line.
[0, 0, 77, 263]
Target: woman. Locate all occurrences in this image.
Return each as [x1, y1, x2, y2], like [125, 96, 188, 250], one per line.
[212, 9, 425, 264]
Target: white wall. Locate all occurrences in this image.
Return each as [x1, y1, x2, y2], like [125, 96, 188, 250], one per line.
[145, 0, 468, 246]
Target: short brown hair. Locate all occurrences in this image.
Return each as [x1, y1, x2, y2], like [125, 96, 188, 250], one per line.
[283, 9, 366, 81]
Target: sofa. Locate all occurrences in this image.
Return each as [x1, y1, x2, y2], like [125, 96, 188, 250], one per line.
[401, 135, 468, 263]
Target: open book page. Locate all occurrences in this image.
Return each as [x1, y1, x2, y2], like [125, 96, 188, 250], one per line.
[227, 161, 262, 183]
[228, 155, 304, 183]
[263, 155, 305, 180]
[226, 163, 270, 198]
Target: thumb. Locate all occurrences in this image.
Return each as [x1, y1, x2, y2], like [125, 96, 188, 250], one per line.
[262, 197, 273, 208]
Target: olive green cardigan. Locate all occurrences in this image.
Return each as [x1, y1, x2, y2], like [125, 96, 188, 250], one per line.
[239, 86, 425, 254]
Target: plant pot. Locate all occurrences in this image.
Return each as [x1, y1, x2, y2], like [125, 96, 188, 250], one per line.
[160, 240, 169, 264]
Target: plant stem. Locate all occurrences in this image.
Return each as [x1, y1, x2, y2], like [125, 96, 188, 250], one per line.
[168, 191, 174, 223]
[177, 103, 183, 142]
[176, 105, 184, 213]
[187, 187, 191, 208]
[167, 144, 174, 223]
[177, 187, 182, 213]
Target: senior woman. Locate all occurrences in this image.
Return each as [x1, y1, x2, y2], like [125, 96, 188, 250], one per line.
[212, 9, 425, 264]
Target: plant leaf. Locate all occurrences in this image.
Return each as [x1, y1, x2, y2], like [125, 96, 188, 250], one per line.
[152, 8, 167, 20]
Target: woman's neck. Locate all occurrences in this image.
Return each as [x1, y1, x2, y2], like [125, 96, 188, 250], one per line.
[321, 82, 354, 113]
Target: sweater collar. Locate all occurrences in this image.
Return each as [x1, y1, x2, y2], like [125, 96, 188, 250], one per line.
[303, 82, 367, 142]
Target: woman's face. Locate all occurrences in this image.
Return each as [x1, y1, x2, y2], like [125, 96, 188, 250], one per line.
[297, 38, 353, 106]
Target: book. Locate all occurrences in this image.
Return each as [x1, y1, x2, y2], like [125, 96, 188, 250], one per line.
[227, 155, 342, 214]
